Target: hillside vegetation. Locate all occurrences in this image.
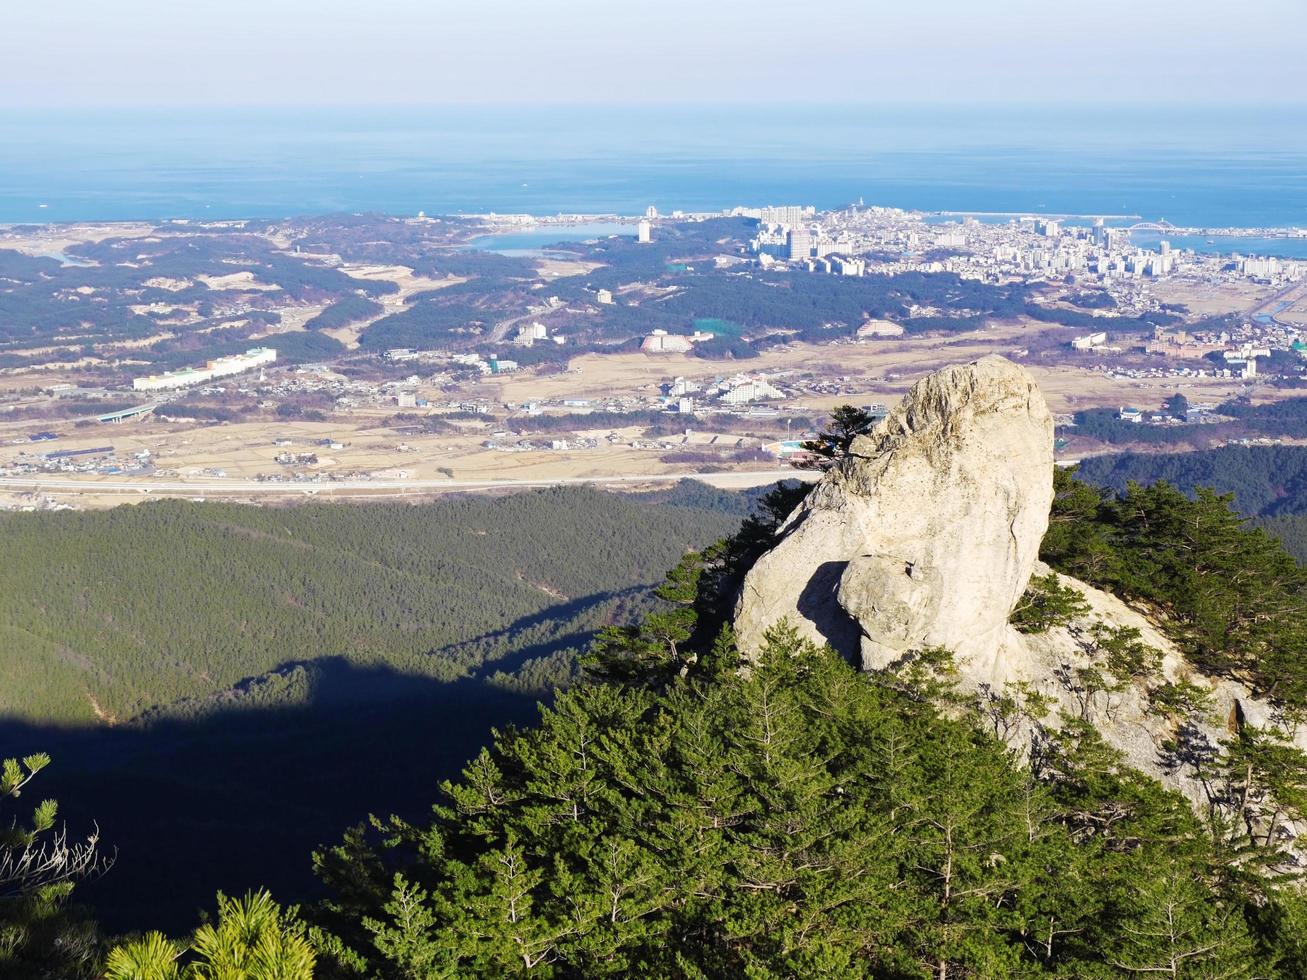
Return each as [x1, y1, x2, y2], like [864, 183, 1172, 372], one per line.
[299, 628, 1300, 978]
[0, 484, 751, 940]
[14, 467, 1307, 976]
[1073, 445, 1307, 565]
[1043, 468, 1307, 707]
[277, 475, 1307, 977]
[0, 485, 745, 725]
[134, 474, 1307, 979]
[1075, 444, 1307, 517]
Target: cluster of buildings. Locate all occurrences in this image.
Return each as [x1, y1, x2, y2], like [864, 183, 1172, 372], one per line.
[1072, 320, 1299, 381]
[1, 445, 153, 479]
[132, 347, 277, 392]
[657, 373, 787, 413]
[745, 205, 1305, 300]
[515, 321, 566, 346]
[1116, 403, 1219, 426]
[732, 205, 817, 226]
[748, 211, 841, 263]
[1140, 321, 1305, 379]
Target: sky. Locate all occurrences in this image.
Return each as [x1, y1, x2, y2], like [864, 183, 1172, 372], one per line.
[3, 0, 1304, 108]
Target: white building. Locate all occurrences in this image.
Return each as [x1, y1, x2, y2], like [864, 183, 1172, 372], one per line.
[1071, 332, 1108, 351]
[641, 329, 694, 353]
[715, 374, 785, 404]
[133, 347, 277, 391]
[596, 288, 614, 305]
[638, 219, 652, 244]
[749, 223, 789, 258]
[787, 227, 813, 261]
[1240, 256, 1281, 278]
[516, 321, 549, 345]
[758, 205, 814, 226]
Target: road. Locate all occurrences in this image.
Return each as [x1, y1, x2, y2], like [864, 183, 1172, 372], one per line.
[1247, 280, 1306, 326]
[0, 468, 818, 498]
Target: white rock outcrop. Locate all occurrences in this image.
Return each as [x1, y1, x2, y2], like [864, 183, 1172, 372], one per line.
[1006, 562, 1300, 816]
[735, 355, 1055, 677]
[734, 355, 1307, 851]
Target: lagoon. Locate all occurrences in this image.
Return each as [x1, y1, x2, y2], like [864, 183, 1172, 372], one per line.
[468, 222, 637, 255]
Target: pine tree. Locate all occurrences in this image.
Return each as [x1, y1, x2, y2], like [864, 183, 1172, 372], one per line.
[0, 753, 108, 980]
[800, 405, 880, 467]
[104, 890, 315, 980]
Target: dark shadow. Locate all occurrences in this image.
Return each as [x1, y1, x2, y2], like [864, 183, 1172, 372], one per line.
[471, 630, 598, 678]
[0, 659, 539, 935]
[794, 560, 862, 663]
[430, 584, 649, 668]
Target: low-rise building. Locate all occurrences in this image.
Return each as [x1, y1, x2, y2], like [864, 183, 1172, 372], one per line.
[133, 347, 276, 391]
[641, 330, 694, 353]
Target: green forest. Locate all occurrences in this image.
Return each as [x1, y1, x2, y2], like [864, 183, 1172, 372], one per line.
[12, 469, 1307, 977]
[1075, 443, 1307, 516]
[1073, 444, 1307, 565]
[0, 484, 750, 949]
[0, 485, 745, 724]
[13, 457, 1307, 976]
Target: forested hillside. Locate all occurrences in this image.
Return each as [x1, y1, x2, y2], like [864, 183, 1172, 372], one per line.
[13, 471, 1307, 975]
[67, 473, 1307, 979]
[0, 483, 750, 936]
[0, 484, 745, 724]
[1075, 444, 1307, 517]
[1073, 445, 1307, 564]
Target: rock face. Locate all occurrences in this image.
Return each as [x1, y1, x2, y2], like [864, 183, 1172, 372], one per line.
[1002, 561, 1304, 818]
[735, 355, 1307, 850]
[735, 355, 1054, 676]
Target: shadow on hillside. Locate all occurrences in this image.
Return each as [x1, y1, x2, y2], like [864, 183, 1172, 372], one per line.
[0, 658, 541, 935]
[430, 583, 650, 668]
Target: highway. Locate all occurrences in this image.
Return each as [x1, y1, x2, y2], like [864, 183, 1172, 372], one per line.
[0, 468, 818, 498]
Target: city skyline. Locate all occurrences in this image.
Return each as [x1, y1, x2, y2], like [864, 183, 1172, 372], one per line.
[4, 0, 1305, 108]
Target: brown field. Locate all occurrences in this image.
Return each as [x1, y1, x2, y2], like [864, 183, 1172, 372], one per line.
[535, 257, 605, 279]
[472, 324, 1252, 416]
[1149, 279, 1278, 316]
[0, 287, 1285, 509]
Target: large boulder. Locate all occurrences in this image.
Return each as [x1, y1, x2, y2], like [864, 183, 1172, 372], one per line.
[735, 355, 1054, 677]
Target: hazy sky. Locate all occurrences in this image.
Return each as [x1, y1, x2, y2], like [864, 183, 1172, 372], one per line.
[4, 0, 1304, 107]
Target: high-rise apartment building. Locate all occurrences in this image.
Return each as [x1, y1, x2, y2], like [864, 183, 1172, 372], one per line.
[787, 227, 813, 261]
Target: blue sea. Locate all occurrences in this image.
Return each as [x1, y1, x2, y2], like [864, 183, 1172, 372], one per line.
[3, 104, 1307, 242]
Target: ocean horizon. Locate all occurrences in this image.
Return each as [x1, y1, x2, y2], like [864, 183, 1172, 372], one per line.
[3, 103, 1306, 234]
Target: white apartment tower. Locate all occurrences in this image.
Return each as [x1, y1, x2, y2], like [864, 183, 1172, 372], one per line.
[787, 227, 813, 261]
